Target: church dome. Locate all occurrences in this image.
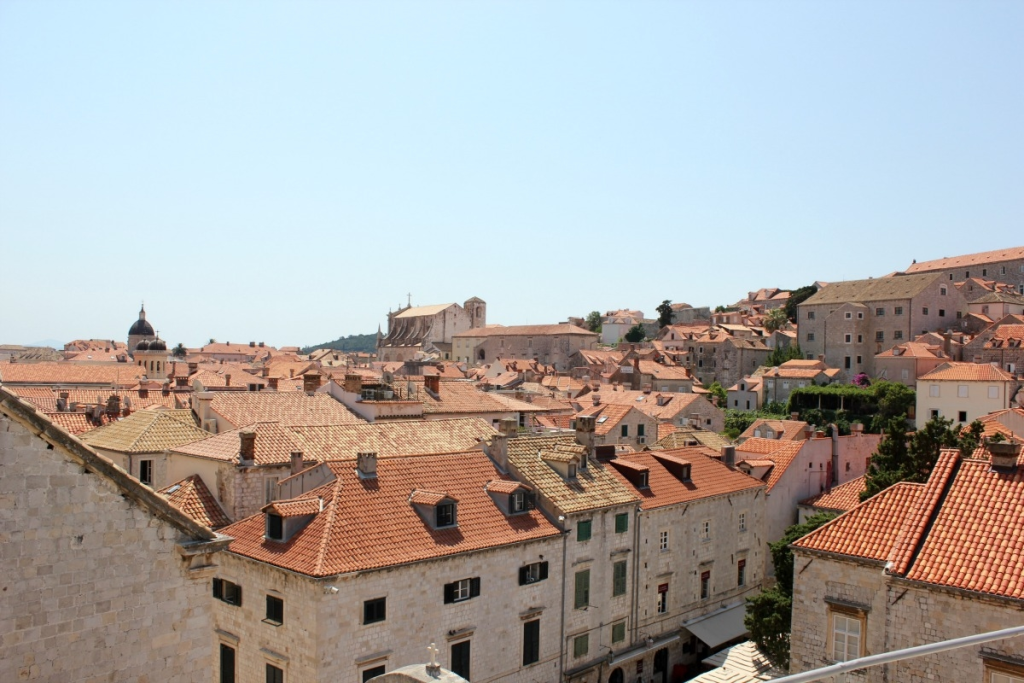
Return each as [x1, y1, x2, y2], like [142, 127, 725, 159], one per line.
[129, 306, 155, 337]
[135, 340, 151, 351]
[149, 339, 167, 351]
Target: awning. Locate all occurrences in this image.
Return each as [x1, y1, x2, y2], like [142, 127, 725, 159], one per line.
[608, 632, 681, 667]
[682, 602, 748, 649]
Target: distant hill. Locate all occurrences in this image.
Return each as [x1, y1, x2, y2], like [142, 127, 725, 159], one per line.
[300, 333, 376, 355]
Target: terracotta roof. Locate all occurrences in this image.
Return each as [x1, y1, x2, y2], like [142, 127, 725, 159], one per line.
[407, 379, 523, 416]
[287, 418, 497, 461]
[735, 438, 807, 491]
[904, 247, 1024, 274]
[574, 389, 711, 422]
[507, 435, 639, 513]
[485, 479, 529, 494]
[221, 451, 561, 576]
[81, 410, 208, 453]
[608, 448, 763, 509]
[171, 421, 305, 465]
[576, 403, 639, 435]
[484, 392, 546, 413]
[919, 362, 1014, 382]
[0, 361, 148, 386]
[652, 429, 732, 452]
[452, 324, 597, 338]
[265, 498, 323, 517]
[875, 342, 945, 359]
[635, 361, 694, 381]
[207, 392, 362, 428]
[793, 482, 924, 562]
[802, 273, 942, 305]
[43, 412, 101, 435]
[159, 475, 232, 529]
[7, 386, 182, 413]
[739, 419, 809, 441]
[799, 476, 866, 512]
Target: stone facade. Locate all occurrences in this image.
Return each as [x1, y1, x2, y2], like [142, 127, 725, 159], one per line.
[0, 393, 227, 683]
[378, 299, 486, 362]
[905, 248, 1024, 296]
[453, 325, 599, 372]
[212, 535, 564, 683]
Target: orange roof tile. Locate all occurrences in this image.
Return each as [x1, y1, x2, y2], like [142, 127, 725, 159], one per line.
[799, 476, 866, 512]
[919, 362, 1015, 382]
[207, 392, 362, 428]
[735, 438, 807, 491]
[608, 448, 762, 509]
[0, 361, 148, 387]
[904, 247, 1024, 274]
[43, 411, 101, 435]
[222, 451, 561, 576]
[172, 421, 306, 466]
[452, 324, 597, 338]
[265, 498, 323, 517]
[159, 475, 232, 529]
[739, 419, 809, 441]
[81, 410, 208, 453]
[793, 482, 924, 562]
[287, 419, 497, 461]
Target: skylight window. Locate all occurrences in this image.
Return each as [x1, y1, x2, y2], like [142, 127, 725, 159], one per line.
[597, 416, 608, 423]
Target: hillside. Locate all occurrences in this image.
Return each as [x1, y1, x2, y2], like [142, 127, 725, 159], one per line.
[300, 333, 376, 355]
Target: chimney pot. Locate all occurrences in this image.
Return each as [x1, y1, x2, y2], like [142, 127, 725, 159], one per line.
[424, 375, 441, 396]
[343, 373, 363, 394]
[225, 373, 231, 386]
[303, 373, 321, 395]
[290, 451, 304, 476]
[268, 377, 279, 391]
[239, 430, 256, 465]
[790, 412, 800, 421]
[356, 451, 378, 478]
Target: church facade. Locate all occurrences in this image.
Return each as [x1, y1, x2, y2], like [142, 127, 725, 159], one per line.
[377, 297, 486, 362]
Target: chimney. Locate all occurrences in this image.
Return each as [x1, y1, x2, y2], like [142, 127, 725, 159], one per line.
[815, 430, 826, 439]
[488, 434, 509, 470]
[343, 373, 363, 395]
[239, 430, 256, 466]
[225, 373, 231, 387]
[268, 377, 279, 391]
[851, 422, 864, 435]
[303, 373, 321, 395]
[262, 367, 270, 378]
[138, 387, 149, 399]
[499, 419, 518, 437]
[722, 445, 736, 469]
[576, 415, 597, 458]
[290, 451, 304, 476]
[249, 341, 256, 348]
[804, 425, 815, 440]
[424, 375, 440, 397]
[187, 362, 198, 374]
[356, 451, 378, 478]
[591, 393, 601, 406]
[176, 376, 188, 387]
[942, 331, 953, 358]
[162, 382, 170, 397]
[988, 440, 1022, 472]
[817, 354, 825, 362]
[790, 412, 800, 421]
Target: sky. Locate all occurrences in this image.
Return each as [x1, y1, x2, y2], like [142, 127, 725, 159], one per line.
[2, 1, 1022, 349]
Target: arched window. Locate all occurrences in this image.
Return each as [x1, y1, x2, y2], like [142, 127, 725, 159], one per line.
[608, 668, 624, 683]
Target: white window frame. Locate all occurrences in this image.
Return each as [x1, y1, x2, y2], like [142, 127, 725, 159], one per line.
[988, 386, 1000, 399]
[831, 611, 863, 662]
[454, 578, 472, 601]
[929, 385, 940, 397]
[660, 530, 669, 551]
[700, 520, 711, 541]
[958, 385, 969, 398]
[738, 512, 747, 532]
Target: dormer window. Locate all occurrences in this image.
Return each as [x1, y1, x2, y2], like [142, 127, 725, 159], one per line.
[579, 452, 588, 470]
[568, 463, 577, 478]
[266, 513, 283, 541]
[638, 471, 649, 488]
[436, 503, 456, 528]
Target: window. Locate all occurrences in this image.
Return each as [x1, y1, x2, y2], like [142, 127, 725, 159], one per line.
[444, 578, 480, 604]
[923, 307, 929, 315]
[620, 424, 629, 438]
[213, 578, 242, 606]
[615, 513, 629, 534]
[875, 331, 885, 342]
[875, 307, 884, 316]
[574, 570, 590, 608]
[831, 612, 863, 662]
[858, 312, 864, 319]
[577, 520, 592, 542]
[266, 513, 283, 541]
[845, 312, 852, 320]
[940, 286, 947, 296]
[573, 634, 589, 658]
[807, 311, 815, 320]
[220, 644, 236, 683]
[701, 520, 711, 541]
[637, 423, 645, 438]
[139, 459, 153, 486]
[568, 463, 577, 479]
[989, 386, 1000, 399]
[988, 667, 1024, 683]
[806, 333, 815, 342]
[983, 268, 988, 277]
[700, 571, 711, 599]
[363, 597, 386, 624]
[939, 309, 946, 317]
[738, 513, 747, 532]
[660, 530, 669, 551]
[450, 640, 470, 680]
[845, 334, 852, 344]
[611, 620, 626, 644]
[737, 560, 746, 587]
[895, 330, 905, 340]
[931, 409, 940, 419]
[519, 561, 549, 585]
[265, 595, 284, 624]
[857, 334, 863, 343]
[657, 583, 668, 613]
[523, 619, 540, 666]
[958, 411, 968, 422]
[613, 560, 627, 597]
[958, 385, 969, 398]
[436, 503, 456, 528]
[894, 306, 903, 315]
[361, 666, 385, 683]
[929, 385, 940, 397]
[844, 357, 851, 370]
[857, 356, 862, 364]
[266, 664, 284, 683]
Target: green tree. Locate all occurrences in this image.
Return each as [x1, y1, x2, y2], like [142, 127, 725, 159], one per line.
[172, 343, 187, 358]
[624, 324, 646, 343]
[765, 344, 803, 367]
[869, 382, 916, 432]
[656, 300, 674, 328]
[707, 381, 727, 408]
[585, 311, 602, 333]
[784, 285, 818, 323]
[763, 308, 789, 333]
[745, 512, 837, 669]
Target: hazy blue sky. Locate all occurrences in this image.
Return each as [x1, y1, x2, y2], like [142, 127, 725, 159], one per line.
[2, 1, 1022, 348]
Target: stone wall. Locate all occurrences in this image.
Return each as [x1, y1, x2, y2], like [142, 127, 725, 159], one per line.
[0, 412, 218, 682]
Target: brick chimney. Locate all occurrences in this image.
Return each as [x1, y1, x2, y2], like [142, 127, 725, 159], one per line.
[239, 430, 256, 466]
[576, 415, 597, 457]
[268, 377, 279, 391]
[225, 373, 231, 387]
[804, 425, 815, 440]
[591, 393, 601, 406]
[290, 451, 304, 476]
[790, 412, 800, 421]
[488, 434, 509, 470]
[424, 375, 441, 397]
[343, 374, 363, 395]
[161, 382, 170, 397]
[356, 451, 378, 478]
[303, 373, 321, 395]
[499, 418, 518, 437]
[187, 362, 198, 375]
[262, 367, 270, 378]
[988, 440, 1022, 472]
[176, 376, 188, 387]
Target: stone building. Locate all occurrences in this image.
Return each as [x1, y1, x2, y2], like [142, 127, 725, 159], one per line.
[962, 315, 1024, 376]
[212, 450, 564, 683]
[571, 388, 725, 435]
[573, 401, 661, 450]
[798, 273, 969, 377]
[902, 245, 1024, 296]
[377, 298, 486, 362]
[790, 445, 1024, 682]
[874, 340, 951, 386]
[914, 362, 1016, 428]
[682, 329, 771, 390]
[759, 359, 841, 406]
[0, 388, 228, 682]
[452, 324, 598, 372]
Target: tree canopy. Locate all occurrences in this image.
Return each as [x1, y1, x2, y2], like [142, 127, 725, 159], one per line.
[623, 324, 646, 343]
[763, 308, 789, 332]
[784, 285, 818, 322]
[656, 300, 674, 328]
[765, 343, 803, 367]
[585, 311, 602, 333]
